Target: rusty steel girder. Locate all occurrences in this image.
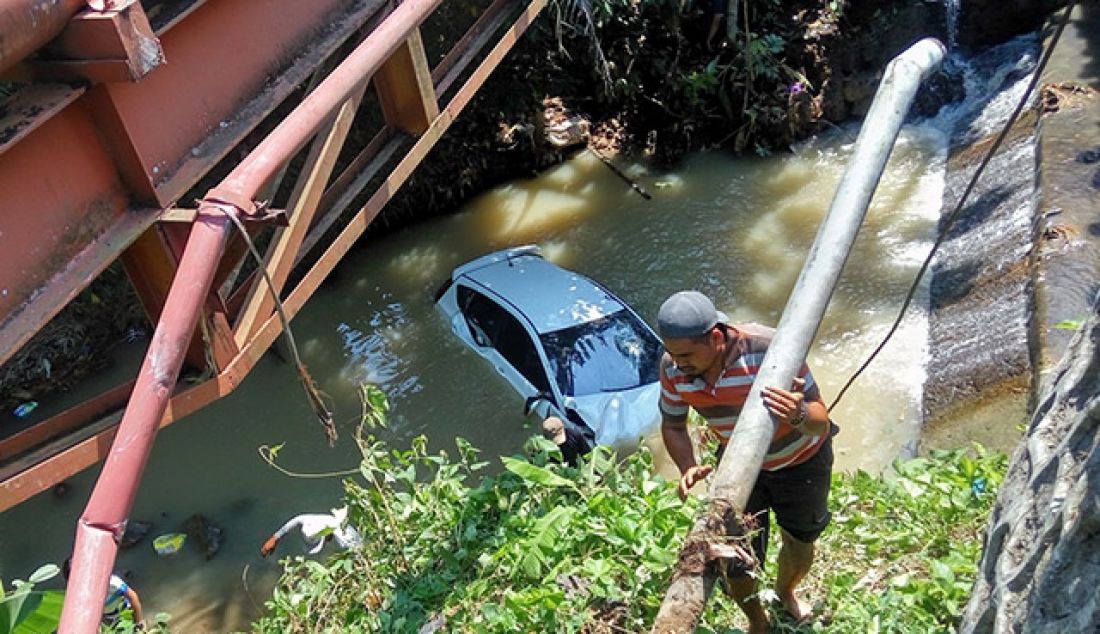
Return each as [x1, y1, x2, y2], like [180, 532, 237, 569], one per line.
[0, 0, 549, 511]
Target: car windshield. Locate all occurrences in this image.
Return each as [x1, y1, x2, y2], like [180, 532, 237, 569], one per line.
[540, 310, 662, 397]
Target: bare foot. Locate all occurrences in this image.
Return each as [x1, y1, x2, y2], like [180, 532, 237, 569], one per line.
[778, 591, 812, 624]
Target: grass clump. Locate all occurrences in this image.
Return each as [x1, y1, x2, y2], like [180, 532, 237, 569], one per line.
[254, 387, 1006, 633]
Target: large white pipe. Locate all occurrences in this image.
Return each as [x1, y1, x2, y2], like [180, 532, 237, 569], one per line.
[651, 37, 947, 632]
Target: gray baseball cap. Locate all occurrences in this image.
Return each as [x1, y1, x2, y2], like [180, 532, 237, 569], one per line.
[656, 291, 729, 339]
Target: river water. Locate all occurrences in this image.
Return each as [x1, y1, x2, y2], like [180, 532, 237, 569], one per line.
[1, 117, 954, 629]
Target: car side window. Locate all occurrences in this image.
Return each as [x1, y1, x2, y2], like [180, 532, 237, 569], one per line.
[457, 286, 552, 393]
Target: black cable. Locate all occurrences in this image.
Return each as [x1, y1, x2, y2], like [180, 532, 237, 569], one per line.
[828, 1, 1078, 412]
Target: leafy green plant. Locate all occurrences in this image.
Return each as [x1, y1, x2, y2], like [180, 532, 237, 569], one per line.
[683, 60, 721, 106]
[105, 612, 172, 634]
[256, 386, 697, 632]
[255, 387, 1008, 633]
[0, 564, 63, 634]
[800, 445, 1008, 633]
[746, 33, 786, 80]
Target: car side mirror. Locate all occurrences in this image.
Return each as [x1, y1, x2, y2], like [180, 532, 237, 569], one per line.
[524, 392, 552, 417]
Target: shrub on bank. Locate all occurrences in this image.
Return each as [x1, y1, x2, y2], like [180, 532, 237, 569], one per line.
[252, 390, 1006, 633]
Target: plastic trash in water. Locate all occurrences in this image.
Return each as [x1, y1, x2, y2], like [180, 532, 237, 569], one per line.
[153, 533, 187, 556]
[13, 401, 38, 418]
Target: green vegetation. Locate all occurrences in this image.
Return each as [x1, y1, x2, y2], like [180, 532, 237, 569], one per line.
[253, 388, 1006, 633]
[528, 0, 813, 157]
[0, 564, 63, 634]
[806, 447, 1005, 633]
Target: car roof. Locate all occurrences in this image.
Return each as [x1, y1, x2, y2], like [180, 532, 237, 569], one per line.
[456, 247, 626, 334]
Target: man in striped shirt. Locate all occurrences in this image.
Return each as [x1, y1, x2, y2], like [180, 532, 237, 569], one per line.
[656, 290, 835, 632]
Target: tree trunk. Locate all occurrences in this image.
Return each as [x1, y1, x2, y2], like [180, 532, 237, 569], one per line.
[960, 297, 1100, 632]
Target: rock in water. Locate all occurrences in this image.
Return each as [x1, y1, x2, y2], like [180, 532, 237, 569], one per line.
[183, 514, 225, 560]
[120, 520, 153, 549]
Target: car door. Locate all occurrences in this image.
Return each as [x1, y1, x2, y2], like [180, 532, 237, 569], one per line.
[455, 284, 558, 417]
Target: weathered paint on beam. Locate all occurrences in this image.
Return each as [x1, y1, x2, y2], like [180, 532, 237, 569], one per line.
[32, 1, 165, 82]
[0, 103, 154, 368]
[98, 0, 387, 206]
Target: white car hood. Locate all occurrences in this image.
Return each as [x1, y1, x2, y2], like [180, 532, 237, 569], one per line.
[566, 382, 662, 453]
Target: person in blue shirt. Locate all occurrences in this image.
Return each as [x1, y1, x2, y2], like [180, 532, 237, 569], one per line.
[62, 558, 144, 626]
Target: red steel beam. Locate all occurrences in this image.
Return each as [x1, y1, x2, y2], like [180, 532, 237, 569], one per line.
[0, 380, 133, 464]
[0, 0, 386, 370]
[0, 102, 152, 368]
[96, 0, 380, 206]
[32, 1, 164, 83]
[62, 209, 228, 634]
[256, 0, 552, 363]
[0, 0, 86, 74]
[61, 0, 449, 629]
[0, 373, 231, 512]
[374, 29, 439, 135]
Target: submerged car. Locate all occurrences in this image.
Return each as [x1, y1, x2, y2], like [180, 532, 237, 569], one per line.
[434, 245, 663, 452]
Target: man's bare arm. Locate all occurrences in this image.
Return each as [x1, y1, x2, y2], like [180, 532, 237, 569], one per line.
[662, 415, 713, 499]
[661, 415, 697, 474]
[125, 586, 143, 624]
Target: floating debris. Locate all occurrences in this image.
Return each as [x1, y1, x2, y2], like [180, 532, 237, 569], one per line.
[12, 401, 38, 418]
[153, 533, 186, 556]
[184, 514, 225, 560]
[120, 520, 154, 549]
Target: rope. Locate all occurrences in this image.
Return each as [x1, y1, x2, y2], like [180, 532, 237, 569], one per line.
[214, 204, 339, 445]
[828, 2, 1077, 412]
[257, 444, 359, 478]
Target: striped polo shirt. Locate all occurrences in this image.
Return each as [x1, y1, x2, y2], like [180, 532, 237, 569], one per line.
[659, 323, 827, 471]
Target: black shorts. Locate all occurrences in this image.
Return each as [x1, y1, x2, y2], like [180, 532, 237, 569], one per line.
[717, 430, 834, 573]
